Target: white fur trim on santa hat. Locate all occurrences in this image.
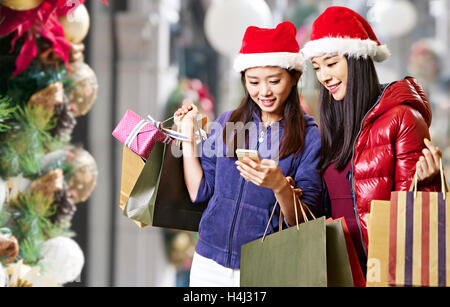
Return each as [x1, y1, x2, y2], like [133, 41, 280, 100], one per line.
[233, 52, 305, 72]
[301, 37, 391, 62]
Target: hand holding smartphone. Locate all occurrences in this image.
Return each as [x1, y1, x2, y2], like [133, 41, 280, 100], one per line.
[236, 149, 260, 162]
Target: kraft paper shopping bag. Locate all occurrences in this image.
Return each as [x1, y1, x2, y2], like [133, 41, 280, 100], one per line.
[121, 142, 206, 231]
[387, 159, 449, 287]
[366, 200, 391, 287]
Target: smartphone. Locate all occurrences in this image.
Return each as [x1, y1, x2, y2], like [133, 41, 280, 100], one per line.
[236, 149, 260, 162]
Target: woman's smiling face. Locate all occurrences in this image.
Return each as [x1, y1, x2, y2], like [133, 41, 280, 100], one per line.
[311, 54, 348, 101]
[244, 66, 295, 120]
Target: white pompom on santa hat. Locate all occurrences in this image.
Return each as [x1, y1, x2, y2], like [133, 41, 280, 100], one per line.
[301, 6, 391, 62]
[233, 21, 305, 72]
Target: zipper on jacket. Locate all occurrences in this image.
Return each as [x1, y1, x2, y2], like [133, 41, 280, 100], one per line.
[226, 124, 268, 268]
[349, 82, 392, 257]
[226, 177, 246, 267]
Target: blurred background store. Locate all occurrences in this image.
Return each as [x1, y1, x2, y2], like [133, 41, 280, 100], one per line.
[1, 0, 448, 286]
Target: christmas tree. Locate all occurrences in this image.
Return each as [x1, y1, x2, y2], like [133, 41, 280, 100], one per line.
[0, 0, 107, 286]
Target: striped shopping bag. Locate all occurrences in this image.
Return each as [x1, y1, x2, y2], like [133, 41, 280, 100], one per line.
[388, 160, 449, 287]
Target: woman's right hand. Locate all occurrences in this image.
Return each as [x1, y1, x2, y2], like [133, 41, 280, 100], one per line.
[174, 100, 199, 137]
[416, 138, 442, 184]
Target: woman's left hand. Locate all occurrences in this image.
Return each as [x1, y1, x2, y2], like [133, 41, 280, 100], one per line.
[416, 138, 442, 183]
[235, 157, 287, 193]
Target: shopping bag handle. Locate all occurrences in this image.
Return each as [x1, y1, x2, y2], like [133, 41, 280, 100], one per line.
[297, 190, 316, 222]
[261, 185, 315, 242]
[409, 158, 449, 199]
[146, 114, 191, 142]
[153, 114, 208, 148]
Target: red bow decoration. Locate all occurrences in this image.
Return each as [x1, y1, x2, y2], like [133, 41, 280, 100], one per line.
[0, 0, 108, 79]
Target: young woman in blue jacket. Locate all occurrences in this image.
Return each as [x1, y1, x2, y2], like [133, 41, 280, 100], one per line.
[174, 21, 322, 287]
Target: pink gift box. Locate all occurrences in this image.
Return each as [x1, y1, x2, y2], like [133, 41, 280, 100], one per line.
[112, 109, 170, 160]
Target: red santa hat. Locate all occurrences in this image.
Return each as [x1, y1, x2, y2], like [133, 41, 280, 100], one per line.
[233, 21, 305, 72]
[301, 6, 391, 62]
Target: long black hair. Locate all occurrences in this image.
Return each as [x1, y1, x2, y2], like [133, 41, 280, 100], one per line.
[224, 69, 305, 159]
[317, 56, 381, 172]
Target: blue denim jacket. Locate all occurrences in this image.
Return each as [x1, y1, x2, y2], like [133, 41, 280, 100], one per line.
[193, 110, 323, 269]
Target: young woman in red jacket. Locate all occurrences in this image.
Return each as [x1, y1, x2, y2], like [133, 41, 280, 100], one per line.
[301, 6, 443, 274]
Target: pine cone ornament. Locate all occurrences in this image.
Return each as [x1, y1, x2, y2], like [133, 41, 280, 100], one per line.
[50, 189, 77, 224]
[0, 232, 19, 265]
[50, 99, 77, 139]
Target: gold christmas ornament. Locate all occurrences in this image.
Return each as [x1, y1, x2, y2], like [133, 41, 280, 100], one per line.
[169, 232, 196, 268]
[65, 61, 98, 117]
[28, 168, 64, 200]
[28, 82, 63, 111]
[65, 146, 98, 204]
[1, 0, 43, 11]
[69, 42, 85, 63]
[58, 3, 90, 44]
[172, 232, 191, 251]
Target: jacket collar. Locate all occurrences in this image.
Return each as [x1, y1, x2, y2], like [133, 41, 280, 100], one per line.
[362, 77, 432, 130]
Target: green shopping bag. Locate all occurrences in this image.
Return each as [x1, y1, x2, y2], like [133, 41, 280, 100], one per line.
[122, 142, 206, 231]
[240, 190, 327, 287]
[326, 218, 355, 287]
[240, 217, 327, 287]
[240, 189, 354, 287]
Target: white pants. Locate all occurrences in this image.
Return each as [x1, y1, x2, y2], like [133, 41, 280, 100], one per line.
[189, 252, 240, 287]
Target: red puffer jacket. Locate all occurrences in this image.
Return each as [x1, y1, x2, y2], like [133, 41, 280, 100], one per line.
[352, 77, 440, 251]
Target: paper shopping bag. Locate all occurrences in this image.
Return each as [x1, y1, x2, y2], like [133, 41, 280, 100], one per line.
[388, 190, 449, 287]
[366, 200, 391, 287]
[241, 190, 329, 287]
[152, 143, 207, 230]
[338, 217, 366, 287]
[121, 142, 166, 227]
[121, 142, 207, 231]
[326, 218, 364, 287]
[240, 216, 328, 287]
[120, 146, 147, 227]
[387, 160, 449, 287]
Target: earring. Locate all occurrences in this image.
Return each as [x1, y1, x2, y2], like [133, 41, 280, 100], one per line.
[328, 91, 332, 104]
